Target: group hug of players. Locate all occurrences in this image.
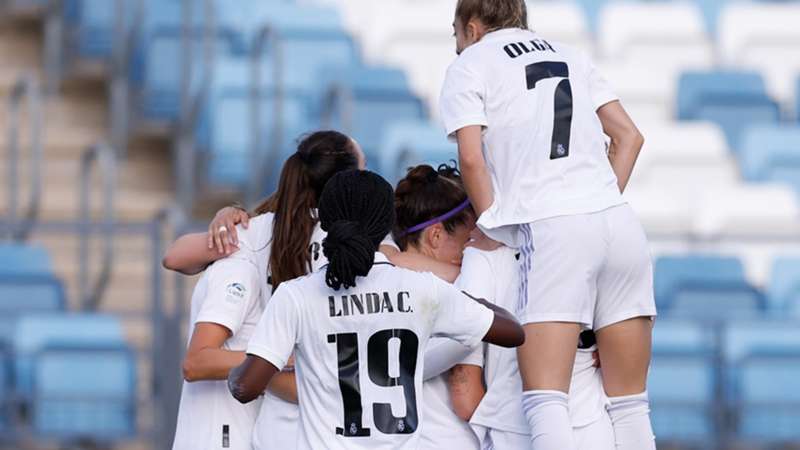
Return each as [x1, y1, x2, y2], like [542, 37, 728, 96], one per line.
[163, 1, 658, 449]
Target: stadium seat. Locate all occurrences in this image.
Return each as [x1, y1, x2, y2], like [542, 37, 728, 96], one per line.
[0, 244, 53, 275]
[32, 344, 136, 440]
[0, 274, 66, 345]
[694, 184, 800, 239]
[598, 64, 676, 122]
[735, 350, 800, 442]
[740, 125, 800, 194]
[718, 3, 800, 104]
[677, 71, 780, 151]
[653, 319, 717, 355]
[631, 122, 737, 189]
[527, 2, 592, 50]
[653, 255, 764, 317]
[598, 3, 712, 74]
[323, 66, 426, 163]
[767, 257, 800, 313]
[13, 314, 125, 398]
[623, 187, 693, 236]
[377, 121, 457, 184]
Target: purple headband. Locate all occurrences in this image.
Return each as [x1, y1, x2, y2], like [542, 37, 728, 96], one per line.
[402, 199, 472, 236]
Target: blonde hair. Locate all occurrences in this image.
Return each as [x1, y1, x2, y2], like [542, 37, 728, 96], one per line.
[455, 0, 528, 32]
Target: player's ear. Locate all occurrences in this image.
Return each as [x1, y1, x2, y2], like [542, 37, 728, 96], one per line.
[423, 223, 445, 250]
[466, 18, 486, 42]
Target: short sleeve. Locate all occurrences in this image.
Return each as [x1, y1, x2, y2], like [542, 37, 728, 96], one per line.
[455, 248, 496, 301]
[587, 57, 618, 110]
[460, 344, 484, 367]
[196, 253, 261, 335]
[236, 213, 272, 253]
[429, 274, 495, 348]
[246, 283, 300, 370]
[439, 62, 488, 139]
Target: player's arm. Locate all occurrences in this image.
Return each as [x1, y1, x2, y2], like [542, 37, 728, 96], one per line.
[162, 206, 250, 275]
[448, 364, 485, 421]
[466, 292, 524, 347]
[389, 252, 461, 283]
[229, 355, 280, 404]
[457, 125, 494, 215]
[182, 323, 245, 381]
[597, 101, 644, 193]
[267, 369, 298, 404]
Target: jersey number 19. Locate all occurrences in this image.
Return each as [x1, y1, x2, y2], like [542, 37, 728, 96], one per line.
[327, 329, 419, 437]
[526, 61, 573, 160]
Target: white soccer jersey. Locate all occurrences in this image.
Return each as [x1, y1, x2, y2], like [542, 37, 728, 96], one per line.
[246, 253, 496, 450]
[235, 212, 328, 450]
[456, 247, 609, 446]
[172, 249, 266, 450]
[440, 28, 624, 247]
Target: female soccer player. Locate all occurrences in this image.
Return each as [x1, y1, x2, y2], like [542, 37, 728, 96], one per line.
[439, 1, 656, 450]
[391, 164, 614, 450]
[228, 170, 525, 450]
[166, 131, 364, 450]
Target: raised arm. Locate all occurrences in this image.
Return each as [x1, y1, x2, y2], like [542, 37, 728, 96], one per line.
[162, 206, 251, 275]
[456, 125, 494, 216]
[267, 369, 298, 404]
[388, 251, 461, 283]
[464, 291, 525, 348]
[597, 100, 644, 193]
[182, 323, 246, 381]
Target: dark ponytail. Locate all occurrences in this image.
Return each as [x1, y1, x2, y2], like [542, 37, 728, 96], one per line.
[256, 131, 359, 290]
[319, 170, 395, 290]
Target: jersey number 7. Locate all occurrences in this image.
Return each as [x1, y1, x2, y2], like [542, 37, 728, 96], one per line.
[328, 329, 419, 437]
[525, 61, 573, 160]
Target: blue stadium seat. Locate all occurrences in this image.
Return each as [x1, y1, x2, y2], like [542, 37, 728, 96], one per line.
[13, 314, 125, 398]
[0, 274, 66, 345]
[740, 125, 800, 194]
[796, 76, 800, 123]
[653, 255, 764, 317]
[0, 244, 53, 275]
[62, 0, 125, 61]
[324, 66, 426, 163]
[650, 319, 718, 443]
[768, 257, 800, 313]
[32, 344, 136, 440]
[677, 71, 780, 151]
[377, 121, 457, 184]
[735, 350, 800, 442]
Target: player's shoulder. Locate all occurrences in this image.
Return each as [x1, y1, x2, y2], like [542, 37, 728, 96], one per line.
[463, 246, 516, 269]
[237, 212, 274, 253]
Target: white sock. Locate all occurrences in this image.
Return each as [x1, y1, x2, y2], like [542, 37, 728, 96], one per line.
[521, 390, 578, 450]
[607, 391, 656, 450]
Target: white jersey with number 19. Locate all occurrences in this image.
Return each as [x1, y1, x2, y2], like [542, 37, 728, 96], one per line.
[246, 253, 496, 450]
[440, 28, 624, 247]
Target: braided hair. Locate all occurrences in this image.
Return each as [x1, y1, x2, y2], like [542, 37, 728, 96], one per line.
[318, 170, 395, 290]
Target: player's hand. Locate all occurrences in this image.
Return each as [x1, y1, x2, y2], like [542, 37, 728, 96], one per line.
[592, 351, 601, 368]
[466, 227, 502, 252]
[208, 206, 249, 254]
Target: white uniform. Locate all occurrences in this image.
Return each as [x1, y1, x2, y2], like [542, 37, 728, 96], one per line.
[440, 28, 656, 330]
[458, 247, 614, 450]
[246, 253, 497, 450]
[234, 213, 328, 450]
[172, 245, 265, 450]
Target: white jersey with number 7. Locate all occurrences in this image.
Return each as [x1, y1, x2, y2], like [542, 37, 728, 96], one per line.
[440, 28, 624, 247]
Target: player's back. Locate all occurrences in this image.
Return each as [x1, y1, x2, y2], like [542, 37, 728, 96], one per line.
[441, 28, 624, 236]
[261, 254, 494, 450]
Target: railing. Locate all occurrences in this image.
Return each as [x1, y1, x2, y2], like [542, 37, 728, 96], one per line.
[78, 142, 116, 311]
[248, 25, 283, 206]
[174, 0, 216, 210]
[109, 0, 144, 157]
[5, 75, 44, 242]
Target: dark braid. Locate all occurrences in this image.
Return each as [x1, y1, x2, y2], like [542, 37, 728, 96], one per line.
[319, 170, 395, 290]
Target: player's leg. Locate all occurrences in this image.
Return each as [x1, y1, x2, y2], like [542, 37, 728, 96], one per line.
[515, 220, 602, 450]
[573, 409, 615, 450]
[594, 204, 657, 450]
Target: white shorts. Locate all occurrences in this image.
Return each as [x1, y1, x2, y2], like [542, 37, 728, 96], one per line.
[517, 204, 656, 330]
[471, 409, 614, 450]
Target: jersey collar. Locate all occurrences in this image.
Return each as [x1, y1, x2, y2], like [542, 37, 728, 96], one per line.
[483, 27, 532, 41]
[374, 252, 392, 266]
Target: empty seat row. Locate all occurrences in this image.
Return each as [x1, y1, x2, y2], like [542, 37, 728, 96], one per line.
[650, 318, 800, 444]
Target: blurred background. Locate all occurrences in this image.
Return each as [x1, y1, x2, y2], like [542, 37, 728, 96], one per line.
[0, 0, 799, 449]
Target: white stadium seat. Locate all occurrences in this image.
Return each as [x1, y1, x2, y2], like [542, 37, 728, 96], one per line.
[624, 187, 694, 236]
[718, 3, 800, 105]
[598, 2, 713, 74]
[527, 1, 592, 52]
[695, 185, 800, 239]
[599, 63, 677, 122]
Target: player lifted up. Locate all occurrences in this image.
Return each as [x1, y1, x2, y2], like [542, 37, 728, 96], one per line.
[440, 1, 656, 450]
[227, 170, 524, 450]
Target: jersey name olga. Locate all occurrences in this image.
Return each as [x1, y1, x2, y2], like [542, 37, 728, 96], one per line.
[503, 38, 556, 59]
[328, 291, 413, 317]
